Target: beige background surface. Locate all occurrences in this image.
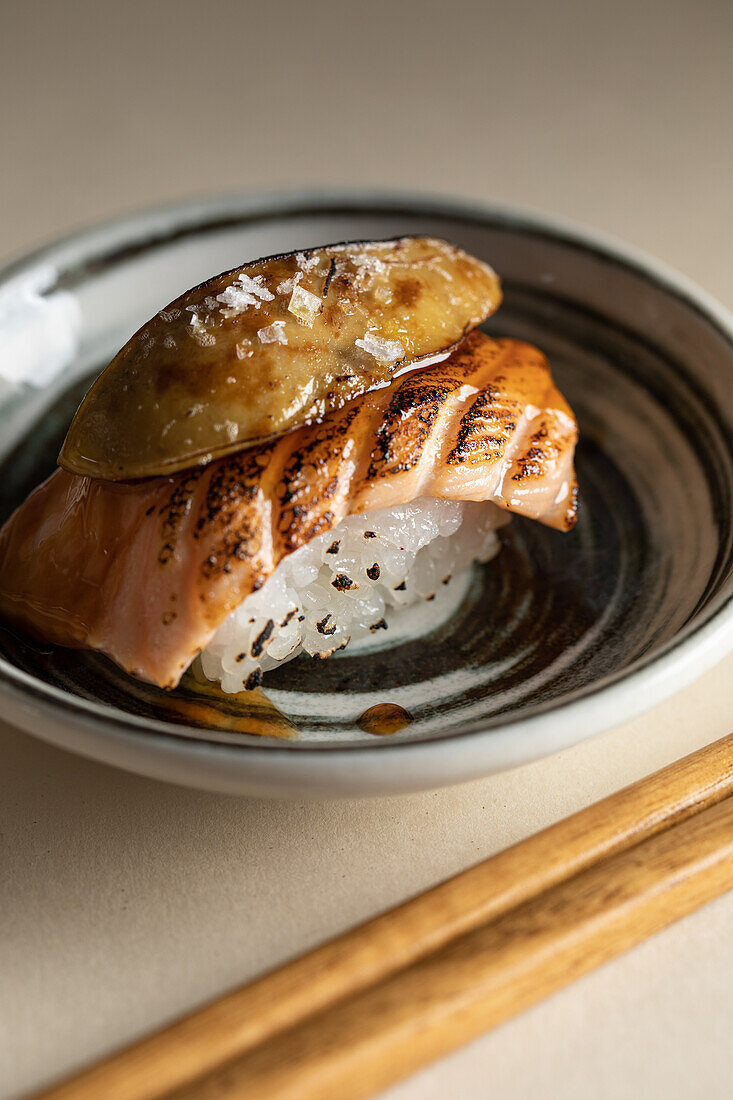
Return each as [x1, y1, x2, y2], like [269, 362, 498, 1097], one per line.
[1, 0, 732, 1096]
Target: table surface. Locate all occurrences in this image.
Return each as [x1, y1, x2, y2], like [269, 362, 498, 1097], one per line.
[1, 1, 732, 1097]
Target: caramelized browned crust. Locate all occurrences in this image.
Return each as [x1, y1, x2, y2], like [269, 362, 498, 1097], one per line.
[0, 333, 578, 687]
[59, 237, 501, 481]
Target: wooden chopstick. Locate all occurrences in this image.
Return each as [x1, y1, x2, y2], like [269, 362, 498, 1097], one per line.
[32, 732, 733, 1100]
[168, 790, 733, 1100]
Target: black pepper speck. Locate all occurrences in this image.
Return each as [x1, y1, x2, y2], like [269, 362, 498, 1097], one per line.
[245, 668, 263, 690]
[316, 614, 337, 636]
[332, 574, 356, 591]
[251, 619, 275, 658]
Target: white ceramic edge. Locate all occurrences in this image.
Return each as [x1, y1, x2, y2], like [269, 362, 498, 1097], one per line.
[2, 188, 733, 798]
[2, 601, 731, 798]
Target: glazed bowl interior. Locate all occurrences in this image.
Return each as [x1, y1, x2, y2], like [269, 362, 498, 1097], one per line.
[0, 193, 732, 788]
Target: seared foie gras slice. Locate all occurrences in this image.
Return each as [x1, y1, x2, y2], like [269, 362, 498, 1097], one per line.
[60, 237, 502, 480]
[0, 333, 577, 687]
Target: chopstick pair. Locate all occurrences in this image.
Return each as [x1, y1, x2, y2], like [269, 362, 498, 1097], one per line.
[33, 732, 733, 1100]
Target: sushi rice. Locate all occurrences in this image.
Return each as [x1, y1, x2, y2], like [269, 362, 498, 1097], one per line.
[196, 498, 507, 692]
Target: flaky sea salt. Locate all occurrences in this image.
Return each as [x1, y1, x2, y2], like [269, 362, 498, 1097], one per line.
[295, 252, 322, 273]
[257, 321, 288, 345]
[217, 273, 275, 319]
[355, 333, 405, 365]
[288, 284, 321, 326]
[213, 419, 239, 442]
[187, 310, 216, 347]
[352, 254, 388, 278]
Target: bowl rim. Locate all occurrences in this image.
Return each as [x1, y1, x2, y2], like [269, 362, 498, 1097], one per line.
[1, 188, 732, 792]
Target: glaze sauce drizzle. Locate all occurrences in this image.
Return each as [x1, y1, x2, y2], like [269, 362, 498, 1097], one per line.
[358, 703, 412, 736]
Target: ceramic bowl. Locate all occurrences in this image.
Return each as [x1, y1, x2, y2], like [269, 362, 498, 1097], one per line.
[1, 192, 732, 797]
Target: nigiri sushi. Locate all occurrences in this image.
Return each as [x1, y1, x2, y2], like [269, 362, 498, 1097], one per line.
[0, 330, 577, 690]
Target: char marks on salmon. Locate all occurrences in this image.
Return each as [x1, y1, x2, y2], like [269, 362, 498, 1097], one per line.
[0, 333, 578, 687]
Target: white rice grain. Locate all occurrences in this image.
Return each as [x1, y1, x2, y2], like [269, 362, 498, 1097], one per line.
[197, 498, 506, 692]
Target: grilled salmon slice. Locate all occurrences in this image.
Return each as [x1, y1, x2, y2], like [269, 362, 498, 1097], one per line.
[0, 333, 578, 687]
